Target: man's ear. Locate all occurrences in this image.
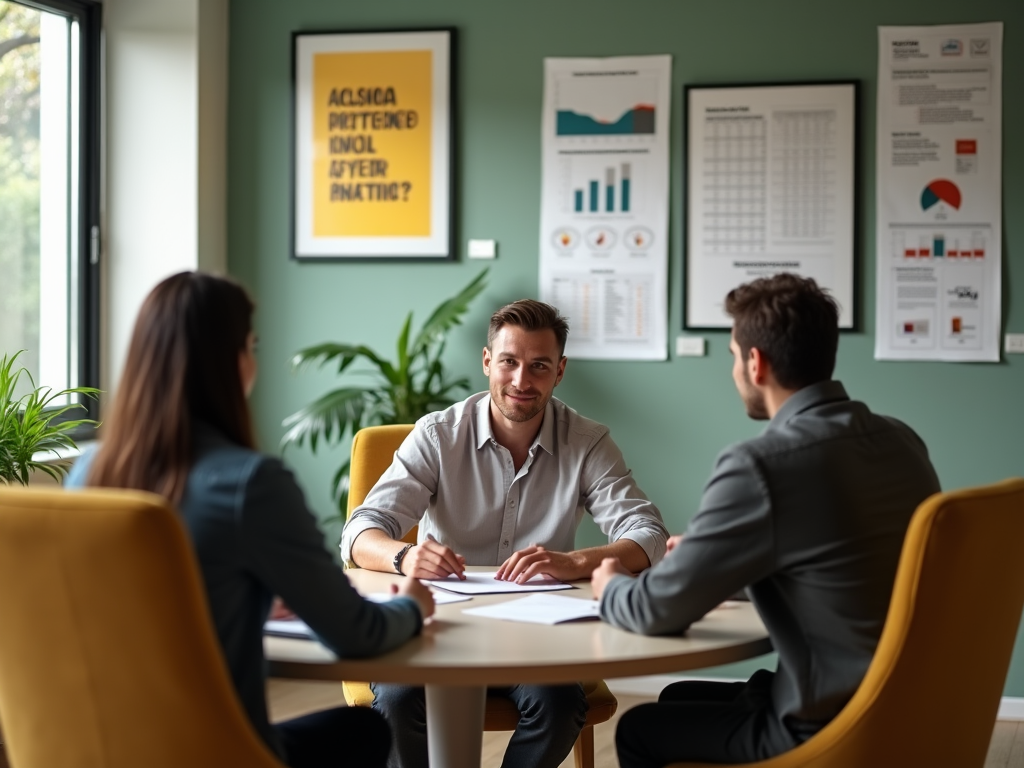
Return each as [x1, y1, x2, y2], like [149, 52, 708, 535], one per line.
[748, 347, 768, 386]
[482, 346, 491, 376]
[554, 356, 567, 386]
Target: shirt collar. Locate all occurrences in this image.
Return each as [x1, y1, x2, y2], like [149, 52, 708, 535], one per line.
[475, 394, 557, 456]
[474, 395, 494, 449]
[769, 380, 849, 427]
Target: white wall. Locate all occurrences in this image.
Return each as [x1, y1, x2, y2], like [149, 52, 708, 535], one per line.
[102, 0, 228, 397]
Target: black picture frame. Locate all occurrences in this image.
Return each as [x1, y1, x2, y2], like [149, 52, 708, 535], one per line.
[683, 81, 859, 329]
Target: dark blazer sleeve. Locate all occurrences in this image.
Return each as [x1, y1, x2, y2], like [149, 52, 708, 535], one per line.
[600, 444, 775, 635]
[237, 455, 421, 657]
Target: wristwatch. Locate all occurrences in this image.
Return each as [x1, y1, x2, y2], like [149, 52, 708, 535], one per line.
[393, 543, 414, 575]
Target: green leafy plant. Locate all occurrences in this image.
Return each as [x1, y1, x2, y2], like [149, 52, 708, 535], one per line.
[0, 350, 99, 485]
[281, 269, 488, 517]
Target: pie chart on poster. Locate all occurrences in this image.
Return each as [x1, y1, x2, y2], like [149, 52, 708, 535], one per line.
[921, 179, 961, 211]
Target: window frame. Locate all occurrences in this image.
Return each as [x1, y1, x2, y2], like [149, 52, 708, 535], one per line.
[15, 0, 102, 433]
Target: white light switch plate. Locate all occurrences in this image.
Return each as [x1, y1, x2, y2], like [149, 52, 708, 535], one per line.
[1006, 334, 1024, 354]
[468, 239, 496, 259]
[676, 336, 706, 357]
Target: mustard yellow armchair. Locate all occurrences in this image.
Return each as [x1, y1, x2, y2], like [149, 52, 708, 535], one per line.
[344, 424, 618, 768]
[0, 486, 285, 768]
[669, 477, 1024, 768]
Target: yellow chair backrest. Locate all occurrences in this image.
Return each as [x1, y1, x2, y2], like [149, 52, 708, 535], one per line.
[348, 423, 417, 545]
[671, 477, 1024, 768]
[0, 487, 284, 768]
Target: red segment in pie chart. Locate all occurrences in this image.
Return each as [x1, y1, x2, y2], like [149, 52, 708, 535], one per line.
[921, 179, 961, 211]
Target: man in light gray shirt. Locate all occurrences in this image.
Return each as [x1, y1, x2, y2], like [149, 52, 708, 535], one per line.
[592, 274, 941, 767]
[342, 298, 668, 768]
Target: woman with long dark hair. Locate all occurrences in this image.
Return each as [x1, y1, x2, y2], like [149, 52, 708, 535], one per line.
[66, 271, 433, 768]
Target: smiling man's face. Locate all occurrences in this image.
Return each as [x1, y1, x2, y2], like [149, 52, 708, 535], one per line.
[483, 325, 566, 426]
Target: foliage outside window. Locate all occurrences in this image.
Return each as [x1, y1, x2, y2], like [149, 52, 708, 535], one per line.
[0, 0, 99, 422]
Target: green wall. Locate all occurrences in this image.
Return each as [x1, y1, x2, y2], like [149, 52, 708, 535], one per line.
[228, 0, 1024, 693]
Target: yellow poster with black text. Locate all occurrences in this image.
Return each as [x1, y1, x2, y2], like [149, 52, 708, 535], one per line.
[312, 50, 432, 237]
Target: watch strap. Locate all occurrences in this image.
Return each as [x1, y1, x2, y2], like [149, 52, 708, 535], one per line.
[393, 543, 414, 574]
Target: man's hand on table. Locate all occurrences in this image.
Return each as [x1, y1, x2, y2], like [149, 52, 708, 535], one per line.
[401, 536, 466, 580]
[496, 545, 585, 583]
[590, 557, 632, 601]
[391, 578, 436, 621]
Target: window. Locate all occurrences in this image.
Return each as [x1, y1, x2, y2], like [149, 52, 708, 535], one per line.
[0, 0, 99, 423]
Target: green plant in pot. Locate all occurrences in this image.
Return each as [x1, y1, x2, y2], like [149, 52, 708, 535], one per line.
[281, 269, 488, 518]
[0, 351, 99, 485]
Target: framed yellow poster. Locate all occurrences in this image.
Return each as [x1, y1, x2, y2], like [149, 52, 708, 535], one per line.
[292, 29, 453, 260]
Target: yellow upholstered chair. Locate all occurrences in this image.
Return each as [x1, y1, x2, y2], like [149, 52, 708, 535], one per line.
[343, 424, 618, 768]
[669, 477, 1024, 768]
[0, 487, 285, 768]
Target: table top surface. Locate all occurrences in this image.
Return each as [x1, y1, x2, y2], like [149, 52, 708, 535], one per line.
[266, 567, 772, 686]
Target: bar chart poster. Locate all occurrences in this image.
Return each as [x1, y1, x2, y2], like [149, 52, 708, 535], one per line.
[875, 22, 1003, 361]
[539, 56, 671, 360]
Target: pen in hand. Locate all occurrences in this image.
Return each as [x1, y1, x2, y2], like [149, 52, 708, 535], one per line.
[426, 533, 466, 580]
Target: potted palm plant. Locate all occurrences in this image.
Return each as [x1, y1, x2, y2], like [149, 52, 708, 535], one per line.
[281, 269, 488, 517]
[0, 351, 99, 485]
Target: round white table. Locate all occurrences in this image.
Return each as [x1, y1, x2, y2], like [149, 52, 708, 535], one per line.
[266, 567, 772, 768]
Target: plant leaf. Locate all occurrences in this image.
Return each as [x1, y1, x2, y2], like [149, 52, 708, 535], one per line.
[0, 351, 100, 484]
[280, 387, 368, 452]
[291, 343, 398, 382]
[411, 269, 488, 355]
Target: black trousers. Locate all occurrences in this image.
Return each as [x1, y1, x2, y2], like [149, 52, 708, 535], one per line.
[275, 705, 391, 768]
[616, 670, 787, 768]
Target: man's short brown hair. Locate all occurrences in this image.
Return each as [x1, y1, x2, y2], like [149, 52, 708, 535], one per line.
[487, 300, 570, 356]
[725, 273, 840, 390]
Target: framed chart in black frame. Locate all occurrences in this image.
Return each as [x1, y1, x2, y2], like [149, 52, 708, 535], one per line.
[684, 81, 858, 329]
[292, 28, 454, 261]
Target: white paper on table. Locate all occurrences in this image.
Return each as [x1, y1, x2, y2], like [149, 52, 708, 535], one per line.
[263, 590, 472, 638]
[264, 618, 314, 639]
[462, 594, 599, 625]
[426, 570, 574, 595]
[365, 590, 471, 605]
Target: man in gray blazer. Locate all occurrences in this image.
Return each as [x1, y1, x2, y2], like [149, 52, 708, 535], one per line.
[592, 273, 941, 768]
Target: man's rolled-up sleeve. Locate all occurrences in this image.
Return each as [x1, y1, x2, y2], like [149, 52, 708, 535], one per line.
[582, 432, 670, 566]
[340, 424, 441, 563]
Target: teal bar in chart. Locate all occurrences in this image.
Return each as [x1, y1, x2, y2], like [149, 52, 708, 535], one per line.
[606, 168, 615, 212]
[621, 163, 631, 212]
[574, 190, 583, 212]
[934, 234, 945, 257]
[589, 180, 599, 212]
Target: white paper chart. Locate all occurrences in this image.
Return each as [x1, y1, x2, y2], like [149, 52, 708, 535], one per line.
[685, 83, 856, 329]
[539, 56, 671, 360]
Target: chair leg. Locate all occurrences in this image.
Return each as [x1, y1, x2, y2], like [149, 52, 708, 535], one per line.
[573, 725, 595, 768]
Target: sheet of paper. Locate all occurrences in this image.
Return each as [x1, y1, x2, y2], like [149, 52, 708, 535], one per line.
[538, 55, 672, 361]
[264, 618, 314, 639]
[874, 23, 1003, 361]
[462, 594, 599, 625]
[365, 590, 471, 605]
[426, 570, 573, 595]
[263, 590, 472, 638]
